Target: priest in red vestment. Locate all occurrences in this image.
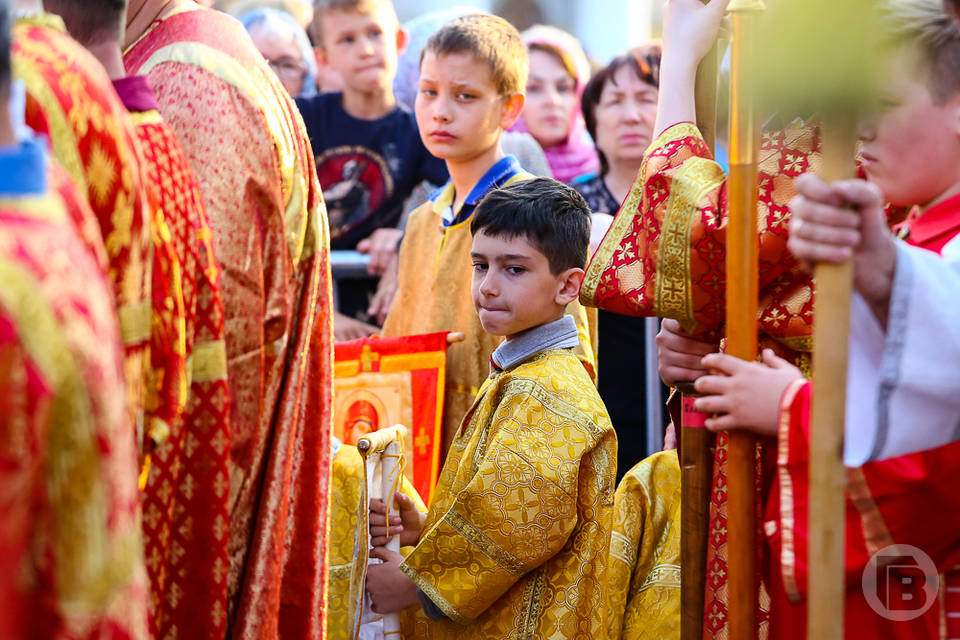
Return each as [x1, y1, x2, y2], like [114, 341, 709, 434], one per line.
[686, 2, 960, 637]
[12, 1, 154, 446]
[0, 5, 148, 632]
[581, 1, 818, 634]
[43, 1, 234, 636]
[123, 1, 334, 637]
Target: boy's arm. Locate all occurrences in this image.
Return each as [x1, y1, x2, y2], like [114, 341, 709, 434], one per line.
[771, 380, 960, 604]
[399, 386, 604, 623]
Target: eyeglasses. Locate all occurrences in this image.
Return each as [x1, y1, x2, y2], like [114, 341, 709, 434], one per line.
[267, 56, 308, 80]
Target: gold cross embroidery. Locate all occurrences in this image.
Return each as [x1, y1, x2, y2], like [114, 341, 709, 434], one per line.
[359, 345, 380, 372]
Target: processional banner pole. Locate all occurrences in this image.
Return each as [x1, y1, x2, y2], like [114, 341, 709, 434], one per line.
[680, 8, 721, 637]
[754, 3, 879, 637]
[725, 2, 764, 639]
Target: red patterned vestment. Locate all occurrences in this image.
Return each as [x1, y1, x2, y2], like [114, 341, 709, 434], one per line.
[125, 3, 334, 638]
[770, 194, 960, 639]
[12, 14, 153, 444]
[0, 159, 148, 639]
[115, 74, 232, 640]
[581, 121, 823, 638]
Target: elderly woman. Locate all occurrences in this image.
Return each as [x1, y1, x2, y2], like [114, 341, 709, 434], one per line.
[576, 44, 665, 478]
[577, 44, 661, 213]
[240, 7, 318, 98]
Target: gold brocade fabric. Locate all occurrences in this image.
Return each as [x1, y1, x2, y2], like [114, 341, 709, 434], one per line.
[0, 192, 148, 638]
[124, 4, 334, 638]
[606, 451, 681, 640]
[382, 195, 598, 457]
[399, 348, 616, 639]
[14, 16, 154, 446]
[327, 443, 426, 640]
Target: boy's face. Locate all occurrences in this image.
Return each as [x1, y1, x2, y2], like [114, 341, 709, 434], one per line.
[470, 230, 583, 340]
[315, 5, 405, 94]
[415, 50, 524, 163]
[859, 43, 960, 209]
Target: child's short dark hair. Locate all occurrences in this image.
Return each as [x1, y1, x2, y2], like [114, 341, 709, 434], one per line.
[471, 178, 592, 274]
[422, 14, 527, 96]
[43, 0, 127, 44]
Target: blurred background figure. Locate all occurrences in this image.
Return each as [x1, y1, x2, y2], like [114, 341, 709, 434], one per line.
[515, 24, 599, 183]
[240, 7, 318, 97]
[219, 0, 312, 27]
[576, 44, 666, 478]
[578, 44, 659, 210]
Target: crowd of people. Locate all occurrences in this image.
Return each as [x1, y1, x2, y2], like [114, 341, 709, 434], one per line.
[1, 0, 959, 638]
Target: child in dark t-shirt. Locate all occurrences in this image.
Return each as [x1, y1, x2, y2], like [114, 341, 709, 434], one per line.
[297, 92, 447, 250]
[298, 0, 448, 338]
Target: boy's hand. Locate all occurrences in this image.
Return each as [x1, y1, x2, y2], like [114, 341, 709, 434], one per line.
[657, 319, 717, 386]
[335, 311, 379, 342]
[692, 349, 804, 436]
[370, 493, 424, 547]
[662, 0, 731, 72]
[368, 255, 399, 325]
[788, 174, 898, 325]
[366, 548, 420, 614]
[357, 228, 404, 276]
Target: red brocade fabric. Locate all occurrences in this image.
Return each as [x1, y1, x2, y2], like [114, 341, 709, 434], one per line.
[0, 192, 148, 639]
[581, 121, 823, 638]
[125, 5, 334, 638]
[123, 95, 232, 639]
[14, 15, 153, 441]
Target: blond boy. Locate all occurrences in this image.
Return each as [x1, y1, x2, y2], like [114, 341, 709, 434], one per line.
[381, 14, 597, 454]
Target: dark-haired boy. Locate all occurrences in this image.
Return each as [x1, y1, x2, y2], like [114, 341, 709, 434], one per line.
[300, 0, 447, 337]
[382, 14, 597, 457]
[366, 178, 615, 638]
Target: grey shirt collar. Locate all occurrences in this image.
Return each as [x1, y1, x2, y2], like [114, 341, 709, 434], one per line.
[490, 315, 579, 374]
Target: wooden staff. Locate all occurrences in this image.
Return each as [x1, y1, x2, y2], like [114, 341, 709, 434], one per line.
[725, 2, 765, 638]
[680, 18, 721, 638]
[751, 1, 878, 635]
[807, 117, 857, 640]
[679, 382, 715, 640]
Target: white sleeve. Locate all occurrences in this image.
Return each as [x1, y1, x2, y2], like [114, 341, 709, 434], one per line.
[844, 237, 960, 464]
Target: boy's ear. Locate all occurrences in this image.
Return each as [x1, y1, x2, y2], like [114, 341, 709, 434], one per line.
[395, 26, 409, 56]
[314, 45, 328, 69]
[499, 92, 525, 131]
[554, 267, 585, 306]
[950, 93, 960, 141]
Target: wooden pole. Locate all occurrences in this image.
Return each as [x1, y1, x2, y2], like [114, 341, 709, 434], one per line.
[807, 117, 857, 640]
[746, 1, 878, 637]
[680, 22, 720, 639]
[725, 2, 764, 639]
[679, 382, 715, 640]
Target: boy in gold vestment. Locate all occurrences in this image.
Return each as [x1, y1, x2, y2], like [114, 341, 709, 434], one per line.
[381, 15, 597, 457]
[366, 178, 617, 639]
